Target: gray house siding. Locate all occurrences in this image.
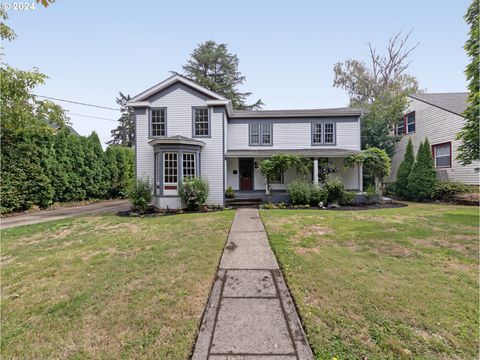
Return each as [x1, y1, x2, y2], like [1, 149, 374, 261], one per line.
[390, 98, 479, 185]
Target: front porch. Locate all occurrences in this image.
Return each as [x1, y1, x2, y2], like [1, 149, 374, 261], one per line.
[225, 149, 363, 204]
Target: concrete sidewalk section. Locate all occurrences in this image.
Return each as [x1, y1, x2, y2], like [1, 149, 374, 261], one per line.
[192, 208, 313, 360]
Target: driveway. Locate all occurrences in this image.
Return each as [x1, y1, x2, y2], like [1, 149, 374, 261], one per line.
[1, 199, 130, 229]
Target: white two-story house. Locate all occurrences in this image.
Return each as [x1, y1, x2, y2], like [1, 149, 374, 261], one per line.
[127, 74, 366, 208]
[390, 93, 479, 185]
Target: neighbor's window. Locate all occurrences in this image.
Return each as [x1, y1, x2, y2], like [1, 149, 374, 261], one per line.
[271, 171, 284, 184]
[396, 118, 405, 135]
[312, 122, 335, 144]
[193, 108, 209, 136]
[182, 152, 196, 179]
[250, 123, 272, 146]
[432, 142, 451, 168]
[164, 152, 178, 184]
[406, 112, 415, 133]
[151, 109, 166, 137]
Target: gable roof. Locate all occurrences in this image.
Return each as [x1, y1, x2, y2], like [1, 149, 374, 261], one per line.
[128, 73, 227, 104]
[408, 92, 468, 116]
[231, 107, 365, 118]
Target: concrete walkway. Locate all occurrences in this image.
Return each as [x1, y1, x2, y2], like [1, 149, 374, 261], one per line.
[1, 199, 130, 229]
[192, 208, 313, 360]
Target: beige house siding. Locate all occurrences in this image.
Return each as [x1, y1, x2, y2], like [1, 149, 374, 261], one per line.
[390, 98, 479, 185]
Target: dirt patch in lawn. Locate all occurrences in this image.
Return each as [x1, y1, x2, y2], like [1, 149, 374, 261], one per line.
[292, 225, 332, 242]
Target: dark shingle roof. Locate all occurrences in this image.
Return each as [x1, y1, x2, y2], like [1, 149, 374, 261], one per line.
[230, 107, 366, 119]
[409, 93, 468, 116]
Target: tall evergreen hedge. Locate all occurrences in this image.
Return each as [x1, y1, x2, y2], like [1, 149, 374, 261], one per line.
[407, 138, 437, 200]
[395, 138, 415, 199]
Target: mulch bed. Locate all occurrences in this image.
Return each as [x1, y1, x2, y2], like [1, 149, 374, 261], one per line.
[262, 202, 408, 211]
[117, 205, 226, 217]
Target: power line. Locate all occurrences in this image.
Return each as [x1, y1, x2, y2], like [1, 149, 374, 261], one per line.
[33, 94, 120, 111]
[67, 112, 118, 122]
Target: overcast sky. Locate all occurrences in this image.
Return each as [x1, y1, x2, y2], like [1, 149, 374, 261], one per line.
[5, 0, 470, 146]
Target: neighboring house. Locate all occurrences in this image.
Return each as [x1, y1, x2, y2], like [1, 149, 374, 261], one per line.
[127, 74, 366, 209]
[389, 93, 479, 185]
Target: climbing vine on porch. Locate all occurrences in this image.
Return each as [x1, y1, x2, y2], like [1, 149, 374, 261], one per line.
[259, 154, 311, 194]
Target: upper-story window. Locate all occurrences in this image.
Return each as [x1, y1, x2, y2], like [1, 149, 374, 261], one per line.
[396, 112, 415, 135]
[396, 119, 405, 135]
[151, 108, 166, 137]
[406, 112, 415, 133]
[312, 122, 336, 145]
[250, 123, 272, 146]
[193, 107, 210, 137]
[432, 142, 451, 168]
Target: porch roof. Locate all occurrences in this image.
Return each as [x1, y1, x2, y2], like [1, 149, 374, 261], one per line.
[225, 148, 360, 158]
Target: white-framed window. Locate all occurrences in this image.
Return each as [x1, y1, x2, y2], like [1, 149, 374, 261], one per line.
[193, 108, 209, 137]
[182, 152, 196, 179]
[271, 171, 284, 184]
[151, 109, 166, 137]
[324, 123, 334, 144]
[249, 123, 272, 146]
[396, 119, 405, 135]
[163, 152, 178, 184]
[432, 142, 451, 168]
[312, 123, 322, 144]
[406, 112, 415, 133]
[312, 122, 335, 144]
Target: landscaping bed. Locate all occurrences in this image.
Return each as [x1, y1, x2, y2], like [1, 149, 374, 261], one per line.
[1, 211, 235, 358]
[261, 201, 407, 211]
[261, 203, 479, 359]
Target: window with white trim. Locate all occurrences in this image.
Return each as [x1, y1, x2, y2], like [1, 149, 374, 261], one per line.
[250, 123, 272, 146]
[312, 122, 335, 144]
[324, 123, 334, 144]
[271, 171, 284, 184]
[406, 112, 415, 133]
[151, 109, 166, 137]
[163, 152, 178, 183]
[182, 153, 196, 179]
[312, 123, 322, 144]
[193, 108, 209, 136]
[432, 142, 451, 168]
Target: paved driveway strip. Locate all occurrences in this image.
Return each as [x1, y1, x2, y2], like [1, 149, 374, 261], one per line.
[1, 199, 130, 229]
[192, 208, 313, 360]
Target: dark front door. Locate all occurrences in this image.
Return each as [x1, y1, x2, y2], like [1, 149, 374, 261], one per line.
[239, 158, 254, 190]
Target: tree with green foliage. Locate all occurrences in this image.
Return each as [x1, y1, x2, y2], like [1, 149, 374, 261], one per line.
[395, 138, 415, 199]
[65, 134, 87, 201]
[345, 148, 391, 196]
[333, 31, 419, 157]
[107, 92, 135, 147]
[407, 138, 437, 200]
[182, 41, 263, 110]
[457, 0, 479, 165]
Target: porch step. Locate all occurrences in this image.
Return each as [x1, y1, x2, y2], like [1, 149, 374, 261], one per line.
[226, 198, 262, 208]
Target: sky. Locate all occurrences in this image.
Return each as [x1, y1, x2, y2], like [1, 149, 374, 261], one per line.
[4, 0, 471, 147]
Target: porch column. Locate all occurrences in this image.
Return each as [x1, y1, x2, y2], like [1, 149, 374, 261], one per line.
[313, 158, 319, 184]
[358, 162, 363, 192]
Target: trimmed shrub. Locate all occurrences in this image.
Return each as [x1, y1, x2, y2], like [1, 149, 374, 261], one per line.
[310, 184, 328, 206]
[396, 138, 414, 199]
[408, 138, 437, 200]
[432, 182, 471, 202]
[128, 178, 152, 213]
[324, 178, 346, 204]
[179, 177, 209, 210]
[225, 185, 235, 199]
[287, 180, 311, 205]
[365, 184, 380, 204]
[340, 190, 356, 205]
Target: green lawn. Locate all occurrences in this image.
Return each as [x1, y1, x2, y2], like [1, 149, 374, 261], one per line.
[261, 203, 479, 360]
[1, 211, 234, 359]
